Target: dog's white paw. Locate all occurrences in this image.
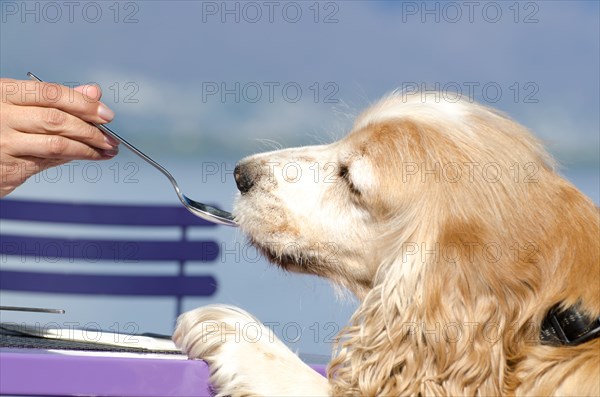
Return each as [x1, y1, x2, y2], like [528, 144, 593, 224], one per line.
[173, 305, 329, 397]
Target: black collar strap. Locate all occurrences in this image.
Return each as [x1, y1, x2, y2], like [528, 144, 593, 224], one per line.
[540, 304, 600, 346]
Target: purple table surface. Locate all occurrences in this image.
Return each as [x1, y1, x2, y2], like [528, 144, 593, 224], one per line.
[0, 348, 327, 397]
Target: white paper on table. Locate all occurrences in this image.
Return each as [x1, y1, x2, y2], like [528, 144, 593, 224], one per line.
[1, 322, 180, 352]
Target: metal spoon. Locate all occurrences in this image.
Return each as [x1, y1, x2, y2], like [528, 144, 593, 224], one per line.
[28, 72, 237, 227]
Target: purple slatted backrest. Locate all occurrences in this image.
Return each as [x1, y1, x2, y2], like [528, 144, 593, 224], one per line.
[0, 199, 220, 303]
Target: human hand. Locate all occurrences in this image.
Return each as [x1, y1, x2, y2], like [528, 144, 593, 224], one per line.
[0, 78, 119, 197]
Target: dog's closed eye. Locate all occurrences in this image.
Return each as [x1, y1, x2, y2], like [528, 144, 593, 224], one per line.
[338, 164, 361, 197]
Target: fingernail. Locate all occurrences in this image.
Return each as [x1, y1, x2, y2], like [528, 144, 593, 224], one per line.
[104, 134, 119, 147]
[98, 103, 115, 122]
[103, 147, 119, 158]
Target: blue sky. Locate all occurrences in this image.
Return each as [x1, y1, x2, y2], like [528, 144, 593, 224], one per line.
[1, 1, 599, 167]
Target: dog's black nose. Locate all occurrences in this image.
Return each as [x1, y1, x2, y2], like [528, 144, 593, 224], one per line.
[234, 163, 255, 193]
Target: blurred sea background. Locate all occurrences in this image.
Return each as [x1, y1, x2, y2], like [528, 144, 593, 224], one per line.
[1, 1, 598, 356]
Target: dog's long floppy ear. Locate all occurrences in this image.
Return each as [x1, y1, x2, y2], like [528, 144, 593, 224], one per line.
[328, 188, 598, 396]
[328, 218, 546, 396]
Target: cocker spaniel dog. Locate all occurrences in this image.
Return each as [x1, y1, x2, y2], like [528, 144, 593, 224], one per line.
[173, 92, 600, 396]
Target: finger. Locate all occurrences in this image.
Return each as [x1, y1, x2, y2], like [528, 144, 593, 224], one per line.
[1, 79, 114, 124]
[3, 132, 118, 161]
[74, 86, 117, 140]
[5, 105, 116, 150]
[74, 84, 102, 101]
